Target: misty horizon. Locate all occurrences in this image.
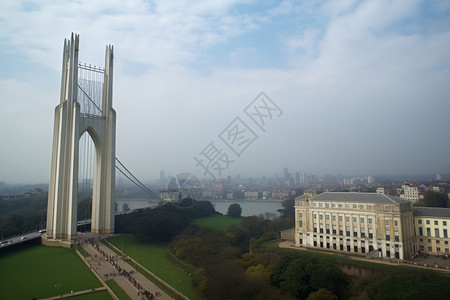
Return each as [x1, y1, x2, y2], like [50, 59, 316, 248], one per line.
[1, 1, 450, 184]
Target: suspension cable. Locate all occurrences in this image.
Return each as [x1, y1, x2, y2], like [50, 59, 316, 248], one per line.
[115, 158, 163, 200]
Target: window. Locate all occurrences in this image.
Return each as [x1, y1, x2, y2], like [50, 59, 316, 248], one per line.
[299, 221, 303, 227]
[325, 203, 329, 208]
[345, 204, 350, 208]
[353, 227, 358, 237]
[394, 220, 398, 227]
[314, 214, 317, 219]
[444, 229, 448, 238]
[428, 239, 431, 243]
[353, 204, 357, 209]
[426, 220, 430, 225]
[437, 247, 441, 252]
[346, 226, 351, 236]
[428, 246, 433, 252]
[331, 203, 336, 208]
[386, 230, 390, 241]
[314, 224, 317, 233]
[385, 219, 389, 226]
[326, 215, 330, 220]
[339, 226, 343, 235]
[434, 220, 438, 225]
[368, 218, 373, 224]
[339, 216, 343, 222]
[384, 205, 391, 211]
[369, 228, 373, 238]
[437, 240, 440, 244]
[359, 205, 364, 209]
[418, 219, 422, 224]
[353, 217, 357, 222]
[319, 214, 323, 220]
[319, 203, 323, 208]
[435, 228, 440, 238]
[326, 224, 330, 234]
[427, 228, 431, 236]
[332, 225, 337, 235]
[320, 224, 324, 233]
[445, 241, 449, 245]
[394, 231, 399, 242]
[419, 227, 423, 236]
[444, 221, 447, 226]
[367, 205, 372, 210]
[298, 212, 302, 218]
[332, 215, 336, 221]
[346, 216, 350, 222]
[360, 218, 364, 224]
[361, 227, 366, 238]
[338, 204, 343, 208]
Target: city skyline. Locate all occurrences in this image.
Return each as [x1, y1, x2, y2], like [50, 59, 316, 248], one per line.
[1, 1, 450, 184]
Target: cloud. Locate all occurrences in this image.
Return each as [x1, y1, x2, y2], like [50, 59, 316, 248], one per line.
[1, 0, 450, 183]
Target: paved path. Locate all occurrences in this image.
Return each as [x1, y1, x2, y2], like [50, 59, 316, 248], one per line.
[279, 241, 450, 273]
[40, 287, 107, 300]
[79, 235, 173, 300]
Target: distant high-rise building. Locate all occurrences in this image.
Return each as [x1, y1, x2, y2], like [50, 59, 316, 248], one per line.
[367, 176, 374, 184]
[283, 168, 289, 181]
[295, 172, 301, 185]
[159, 170, 166, 186]
[300, 173, 306, 184]
[436, 174, 441, 181]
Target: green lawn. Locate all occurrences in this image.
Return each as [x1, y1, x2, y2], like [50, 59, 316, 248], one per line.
[0, 244, 107, 299]
[68, 290, 113, 300]
[107, 234, 201, 300]
[192, 215, 242, 231]
[105, 279, 132, 300]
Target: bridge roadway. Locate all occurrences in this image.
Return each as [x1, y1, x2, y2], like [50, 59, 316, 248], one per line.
[0, 210, 137, 248]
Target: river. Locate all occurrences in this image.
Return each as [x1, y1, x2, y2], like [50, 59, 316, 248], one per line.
[115, 199, 284, 217]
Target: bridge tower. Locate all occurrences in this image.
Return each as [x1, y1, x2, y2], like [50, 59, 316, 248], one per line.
[43, 33, 116, 247]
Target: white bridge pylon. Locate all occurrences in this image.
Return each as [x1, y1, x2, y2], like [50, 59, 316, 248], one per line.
[43, 33, 116, 247]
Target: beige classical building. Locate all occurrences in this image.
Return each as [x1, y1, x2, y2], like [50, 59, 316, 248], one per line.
[400, 183, 420, 203]
[295, 192, 416, 260]
[414, 207, 450, 254]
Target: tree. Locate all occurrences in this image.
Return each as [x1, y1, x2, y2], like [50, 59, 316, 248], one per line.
[279, 259, 311, 299]
[305, 262, 345, 295]
[122, 203, 130, 212]
[417, 191, 449, 207]
[278, 198, 295, 219]
[307, 288, 338, 300]
[227, 203, 242, 218]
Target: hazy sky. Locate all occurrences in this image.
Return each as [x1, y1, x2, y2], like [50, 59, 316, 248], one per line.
[1, 0, 450, 184]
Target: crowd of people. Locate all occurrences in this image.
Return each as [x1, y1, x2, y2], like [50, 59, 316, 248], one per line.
[85, 238, 161, 300]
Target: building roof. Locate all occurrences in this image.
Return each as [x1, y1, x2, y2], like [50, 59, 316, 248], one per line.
[413, 207, 450, 218]
[310, 192, 410, 205]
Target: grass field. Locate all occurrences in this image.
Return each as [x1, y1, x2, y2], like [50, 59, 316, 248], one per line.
[107, 234, 201, 300]
[105, 279, 132, 300]
[68, 290, 113, 300]
[191, 214, 242, 231]
[0, 243, 107, 299]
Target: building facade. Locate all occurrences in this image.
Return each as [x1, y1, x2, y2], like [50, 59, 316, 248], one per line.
[414, 207, 450, 255]
[400, 183, 420, 203]
[295, 192, 416, 260]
